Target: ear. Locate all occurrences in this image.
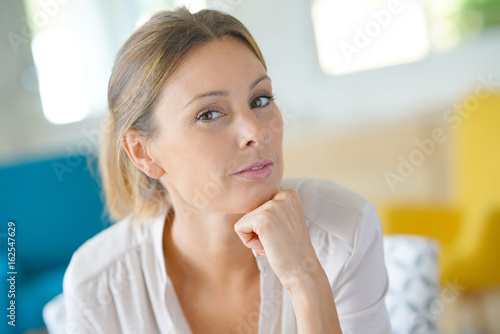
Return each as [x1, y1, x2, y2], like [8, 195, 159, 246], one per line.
[122, 129, 165, 179]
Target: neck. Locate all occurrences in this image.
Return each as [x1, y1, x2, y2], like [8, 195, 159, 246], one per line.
[162, 205, 260, 290]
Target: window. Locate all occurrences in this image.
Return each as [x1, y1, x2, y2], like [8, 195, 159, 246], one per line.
[311, 0, 431, 76]
[311, 0, 500, 76]
[25, 0, 176, 125]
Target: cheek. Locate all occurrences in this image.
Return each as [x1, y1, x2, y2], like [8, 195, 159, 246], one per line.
[164, 129, 229, 184]
[153, 126, 199, 182]
[263, 109, 284, 146]
[161, 137, 226, 209]
[182, 145, 237, 211]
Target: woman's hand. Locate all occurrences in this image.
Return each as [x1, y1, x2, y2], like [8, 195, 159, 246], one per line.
[234, 189, 322, 291]
[235, 189, 343, 333]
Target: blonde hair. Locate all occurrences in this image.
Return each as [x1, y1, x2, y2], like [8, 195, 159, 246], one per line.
[100, 7, 267, 222]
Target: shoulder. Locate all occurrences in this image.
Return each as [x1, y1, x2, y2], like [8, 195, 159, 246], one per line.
[63, 214, 155, 292]
[281, 177, 380, 247]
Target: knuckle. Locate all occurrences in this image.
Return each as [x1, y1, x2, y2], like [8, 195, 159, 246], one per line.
[258, 214, 271, 226]
[282, 188, 296, 197]
[286, 188, 299, 198]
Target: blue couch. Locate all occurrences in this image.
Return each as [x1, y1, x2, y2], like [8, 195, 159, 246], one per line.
[0, 154, 110, 333]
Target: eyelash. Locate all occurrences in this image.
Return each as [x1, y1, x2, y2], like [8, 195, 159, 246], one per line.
[196, 93, 276, 123]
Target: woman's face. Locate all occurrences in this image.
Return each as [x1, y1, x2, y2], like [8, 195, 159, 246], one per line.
[149, 37, 284, 214]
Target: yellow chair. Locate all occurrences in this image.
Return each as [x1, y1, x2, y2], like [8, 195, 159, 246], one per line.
[447, 92, 500, 288]
[379, 205, 461, 285]
[380, 93, 500, 288]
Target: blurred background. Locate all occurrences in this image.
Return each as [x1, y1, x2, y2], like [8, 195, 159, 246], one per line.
[0, 0, 499, 333]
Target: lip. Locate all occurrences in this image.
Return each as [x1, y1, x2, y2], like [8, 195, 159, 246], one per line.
[234, 159, 273, 174]
[233, 159, 274, 180]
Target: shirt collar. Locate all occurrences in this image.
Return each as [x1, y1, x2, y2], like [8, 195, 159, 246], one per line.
[149, 208, 169, 286]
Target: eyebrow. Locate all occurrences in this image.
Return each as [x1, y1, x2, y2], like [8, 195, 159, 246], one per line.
[183, 74, 270, 109]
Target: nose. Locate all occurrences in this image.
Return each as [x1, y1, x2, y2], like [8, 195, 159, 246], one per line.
[237, 108, 267, 150]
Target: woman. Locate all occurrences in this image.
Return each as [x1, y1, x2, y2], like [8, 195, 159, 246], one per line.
[63, 7, 391, 334]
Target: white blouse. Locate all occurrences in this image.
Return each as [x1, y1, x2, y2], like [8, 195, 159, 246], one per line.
[63, 177, 391, 334]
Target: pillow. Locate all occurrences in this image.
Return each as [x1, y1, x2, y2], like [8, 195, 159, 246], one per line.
[384, 234, 440, 334]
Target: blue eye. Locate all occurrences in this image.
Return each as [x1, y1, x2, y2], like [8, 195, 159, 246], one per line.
[197, 109, 223, 122]
[250, 94, 275, 109]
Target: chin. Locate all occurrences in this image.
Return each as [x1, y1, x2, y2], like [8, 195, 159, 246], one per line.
[231, 178, 282, 213]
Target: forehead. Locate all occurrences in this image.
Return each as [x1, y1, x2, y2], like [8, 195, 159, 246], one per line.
[160, 37, 267, 104]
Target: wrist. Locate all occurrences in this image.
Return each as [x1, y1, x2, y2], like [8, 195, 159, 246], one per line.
[281, 258, 329, 293]
[285, 263, 343, 333]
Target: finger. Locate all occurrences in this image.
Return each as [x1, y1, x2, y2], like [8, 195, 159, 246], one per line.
[272, 188, 298, 201]
[246, 233, 265, 251]
[234, 218, 265, 251]
[252, 249, 266, 257]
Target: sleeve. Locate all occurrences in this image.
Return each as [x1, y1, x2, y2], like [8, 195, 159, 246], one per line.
[333, 202, 392, 334]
